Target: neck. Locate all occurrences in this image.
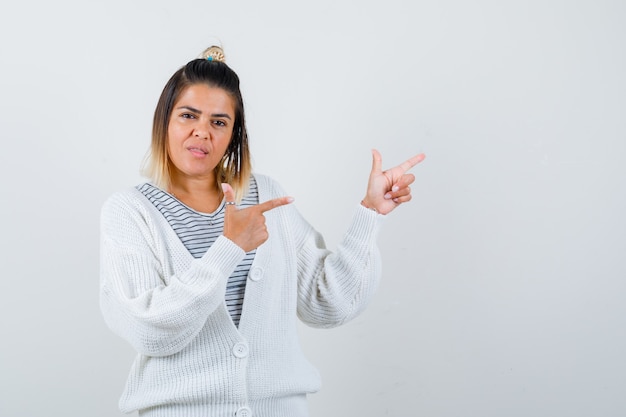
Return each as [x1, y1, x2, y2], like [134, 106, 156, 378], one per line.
[168, 174, 223, 213]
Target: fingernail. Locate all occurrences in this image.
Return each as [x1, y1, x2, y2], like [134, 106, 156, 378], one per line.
[384, 193, 392, 200]
[221, 183, 227, 192]
[287, 197, 295, 203]
[392, 185, 399, 192]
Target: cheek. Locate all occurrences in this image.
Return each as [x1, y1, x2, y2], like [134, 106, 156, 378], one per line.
[167, 126, 185, 150]
[165, 136, 179, 162]
[223, 129, 235, 147]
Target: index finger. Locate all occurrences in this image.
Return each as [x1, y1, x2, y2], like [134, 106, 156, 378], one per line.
[256, 196, 295, 213]
[397, 153, 426, 173]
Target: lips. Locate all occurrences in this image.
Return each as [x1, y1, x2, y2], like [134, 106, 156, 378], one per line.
[187, 145, 209, 156]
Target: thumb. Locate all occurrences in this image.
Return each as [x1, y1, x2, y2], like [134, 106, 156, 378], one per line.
[370, 149, 383, 175]
[221, 183, 236, 209]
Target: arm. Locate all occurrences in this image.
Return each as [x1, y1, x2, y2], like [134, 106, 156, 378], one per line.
[99, 192, 246, 357]
[295, 204, 385, 328]
[296, 150, 425, 327]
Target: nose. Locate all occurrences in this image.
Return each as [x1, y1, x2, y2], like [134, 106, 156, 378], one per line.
[193, 126, 209, 139]
[193, 121, 211, 139]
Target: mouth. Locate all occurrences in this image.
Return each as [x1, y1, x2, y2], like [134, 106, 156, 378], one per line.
[187, 146, 209, 156]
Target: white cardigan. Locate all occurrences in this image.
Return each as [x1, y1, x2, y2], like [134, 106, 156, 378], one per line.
[100, 174, 384, 417]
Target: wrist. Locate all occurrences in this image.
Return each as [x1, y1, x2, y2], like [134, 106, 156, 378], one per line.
[360, 200, 378, 214]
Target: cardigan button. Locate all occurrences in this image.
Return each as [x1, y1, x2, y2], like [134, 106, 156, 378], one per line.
[249, 267, 264, 282]
[232, 342, 249, 358]
[235, 406, 252, 417]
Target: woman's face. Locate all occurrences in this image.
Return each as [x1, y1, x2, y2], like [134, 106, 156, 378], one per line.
[167, 84, 236, 185]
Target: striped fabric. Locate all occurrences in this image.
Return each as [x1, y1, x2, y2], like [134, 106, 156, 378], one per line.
[136, 180, 258, 327]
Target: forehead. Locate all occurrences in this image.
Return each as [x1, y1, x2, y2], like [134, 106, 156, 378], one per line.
[175, 84, 235, 113]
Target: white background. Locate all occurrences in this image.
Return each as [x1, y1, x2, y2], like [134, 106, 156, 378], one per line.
[1, 1, 625, 416]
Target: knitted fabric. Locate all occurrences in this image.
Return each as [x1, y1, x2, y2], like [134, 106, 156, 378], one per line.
[100, 174, 384, 416]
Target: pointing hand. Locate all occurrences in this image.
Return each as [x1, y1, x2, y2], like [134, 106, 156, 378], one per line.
[361, 149, 425, 215]
[222, 183, 294, 252]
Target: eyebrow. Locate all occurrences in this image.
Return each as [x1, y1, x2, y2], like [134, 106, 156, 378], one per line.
[176, 106, 232, 119]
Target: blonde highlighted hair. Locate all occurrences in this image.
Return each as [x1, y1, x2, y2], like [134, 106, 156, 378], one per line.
[142, 50, 252, 202]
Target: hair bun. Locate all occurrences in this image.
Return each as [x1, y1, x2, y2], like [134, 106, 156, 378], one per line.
[199, 46, 226, 62]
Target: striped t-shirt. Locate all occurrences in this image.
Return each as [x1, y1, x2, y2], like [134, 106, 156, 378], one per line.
[137, 180, 258, 327]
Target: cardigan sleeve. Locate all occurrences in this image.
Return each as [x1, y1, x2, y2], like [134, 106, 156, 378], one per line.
[293, 203, 385, 328]
[257, 176, 385, 328]
[99, 191, 246, 357]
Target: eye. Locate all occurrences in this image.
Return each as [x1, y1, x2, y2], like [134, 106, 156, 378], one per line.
[181, 113, 196, 119]
[213, 119, 227, 127]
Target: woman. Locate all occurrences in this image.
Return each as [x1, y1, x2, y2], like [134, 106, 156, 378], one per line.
[100, 45, 424, 417]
